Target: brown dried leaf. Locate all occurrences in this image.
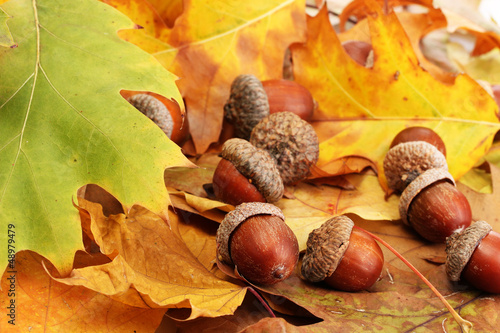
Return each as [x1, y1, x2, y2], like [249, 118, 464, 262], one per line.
[0, 251, 165, 332]
[54, 199, 246, 320]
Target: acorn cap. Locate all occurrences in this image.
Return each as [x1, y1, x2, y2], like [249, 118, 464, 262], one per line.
[224, 74, 270, 140]
[249, 111, 319, 185]
[399, 168, 455, 227]
[445, 220, 492, 281]
[127, 93, 174, 138]
[221, 138, 284, 203]
[216, 202, 285, 265]
[301, 215, 354, 283]
[384, 141, 448, 192]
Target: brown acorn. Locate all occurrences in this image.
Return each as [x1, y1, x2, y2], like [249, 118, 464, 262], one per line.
[399, 168, 472, 243]
[389, 126, 446, 157]
[446, 220, 500, 293]
[342, 40, 374, 67]
[123, 91, 190, 145]
[216, 202, 299, 285]
[224, 74, 270, 140]
[384, 141, 447, 194]
[261, 79, 315, 121]
[250, 111, 319, 185]
[212, 138, 284, 206]
[301, 215, 384, 292]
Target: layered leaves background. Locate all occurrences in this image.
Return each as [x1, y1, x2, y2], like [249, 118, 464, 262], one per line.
[2, 0, 500, 331]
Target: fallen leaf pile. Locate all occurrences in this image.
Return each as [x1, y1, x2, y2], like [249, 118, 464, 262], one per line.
[1, 0, 500, 331]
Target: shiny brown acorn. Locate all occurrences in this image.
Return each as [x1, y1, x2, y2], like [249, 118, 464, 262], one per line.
[399, 168, 472, 243]
[216, 202, 299, 285]
[384, 126, 447, 193]
[446, 220, 500, 293]
[212, 138, 283, 206]
[301, 216, 384, 292]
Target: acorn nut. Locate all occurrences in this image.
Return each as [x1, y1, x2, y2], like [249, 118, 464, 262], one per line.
[301, 216, 384, 292]
[125, 92, 190, 145]
[261, 79, 315, 121]
[446, 221, 500, 293]
[212, 138, 284, 206]
[250, 111, 319, 185]
[390, 126, 446, 157]
[342, 40, 374, 67]
[224, 74, 270, 140]
[216, 202, 299, 285]
[224, 75, 316, 140]
[384, 127, 447, 192]
[399, 168, 472, 243]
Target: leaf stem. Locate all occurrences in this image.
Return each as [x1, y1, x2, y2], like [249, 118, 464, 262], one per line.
[354, 226, 473, 332]
[247, 286, 276, 318]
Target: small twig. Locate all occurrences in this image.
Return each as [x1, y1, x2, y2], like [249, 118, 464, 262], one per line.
[247, 286, 276, 318]
[354, 226, 473, 333]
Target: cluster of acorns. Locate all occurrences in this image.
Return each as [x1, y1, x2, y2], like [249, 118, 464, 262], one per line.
[124, 80, 500, 294]
[214, 74, 317, 286]
[383, 127, 500, 293]
[214, 75, 385, 290]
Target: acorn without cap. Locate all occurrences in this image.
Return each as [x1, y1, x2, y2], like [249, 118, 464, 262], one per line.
[301, 215, 384, 292]
[250, 111, 319, 185]
[216, 202, 299, 285]
[212, 138, 284, 206]
[446, 220, 500, 293]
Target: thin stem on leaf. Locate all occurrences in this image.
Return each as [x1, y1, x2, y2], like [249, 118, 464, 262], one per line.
[354, 226, 473, 333]
[247, 286, 276, 318]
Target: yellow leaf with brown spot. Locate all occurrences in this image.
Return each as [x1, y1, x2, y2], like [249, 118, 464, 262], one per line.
[291, 1, 499, 191]
[60, 198, 246, 319]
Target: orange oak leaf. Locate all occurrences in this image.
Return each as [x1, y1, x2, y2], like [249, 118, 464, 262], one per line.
[338, 0, 434, 31]
[291, 0, 500, 192]
[0, 251, 165, 332]
[106, 0, 308, 154]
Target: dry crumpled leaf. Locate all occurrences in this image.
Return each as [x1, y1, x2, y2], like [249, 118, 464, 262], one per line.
[0, 251, 166, 332]
[53, 198, 247, 320]
[291, 0, 499, 191]
[107, 0, 308, 154]
[163, 154, 399, 251]
[260, 259, 500, 332]
[458, 161, 500, 226]
[448, 47, 500, 85]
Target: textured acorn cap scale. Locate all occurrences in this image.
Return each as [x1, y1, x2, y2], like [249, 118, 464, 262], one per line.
[399, 167, 455, 227]
[224, 74, 270, 140]
[216, 202, 285, 265]
[250, 111, 319, 185]
[445, 220, 492, 281]
[127, 93, 174, 138]
[221, 138, 284, 203]
[301, 215, 354, 283]
[384, 141, 448, 192]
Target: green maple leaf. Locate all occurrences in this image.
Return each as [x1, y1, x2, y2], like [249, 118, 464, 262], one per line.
[0, 0, 192, 275]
